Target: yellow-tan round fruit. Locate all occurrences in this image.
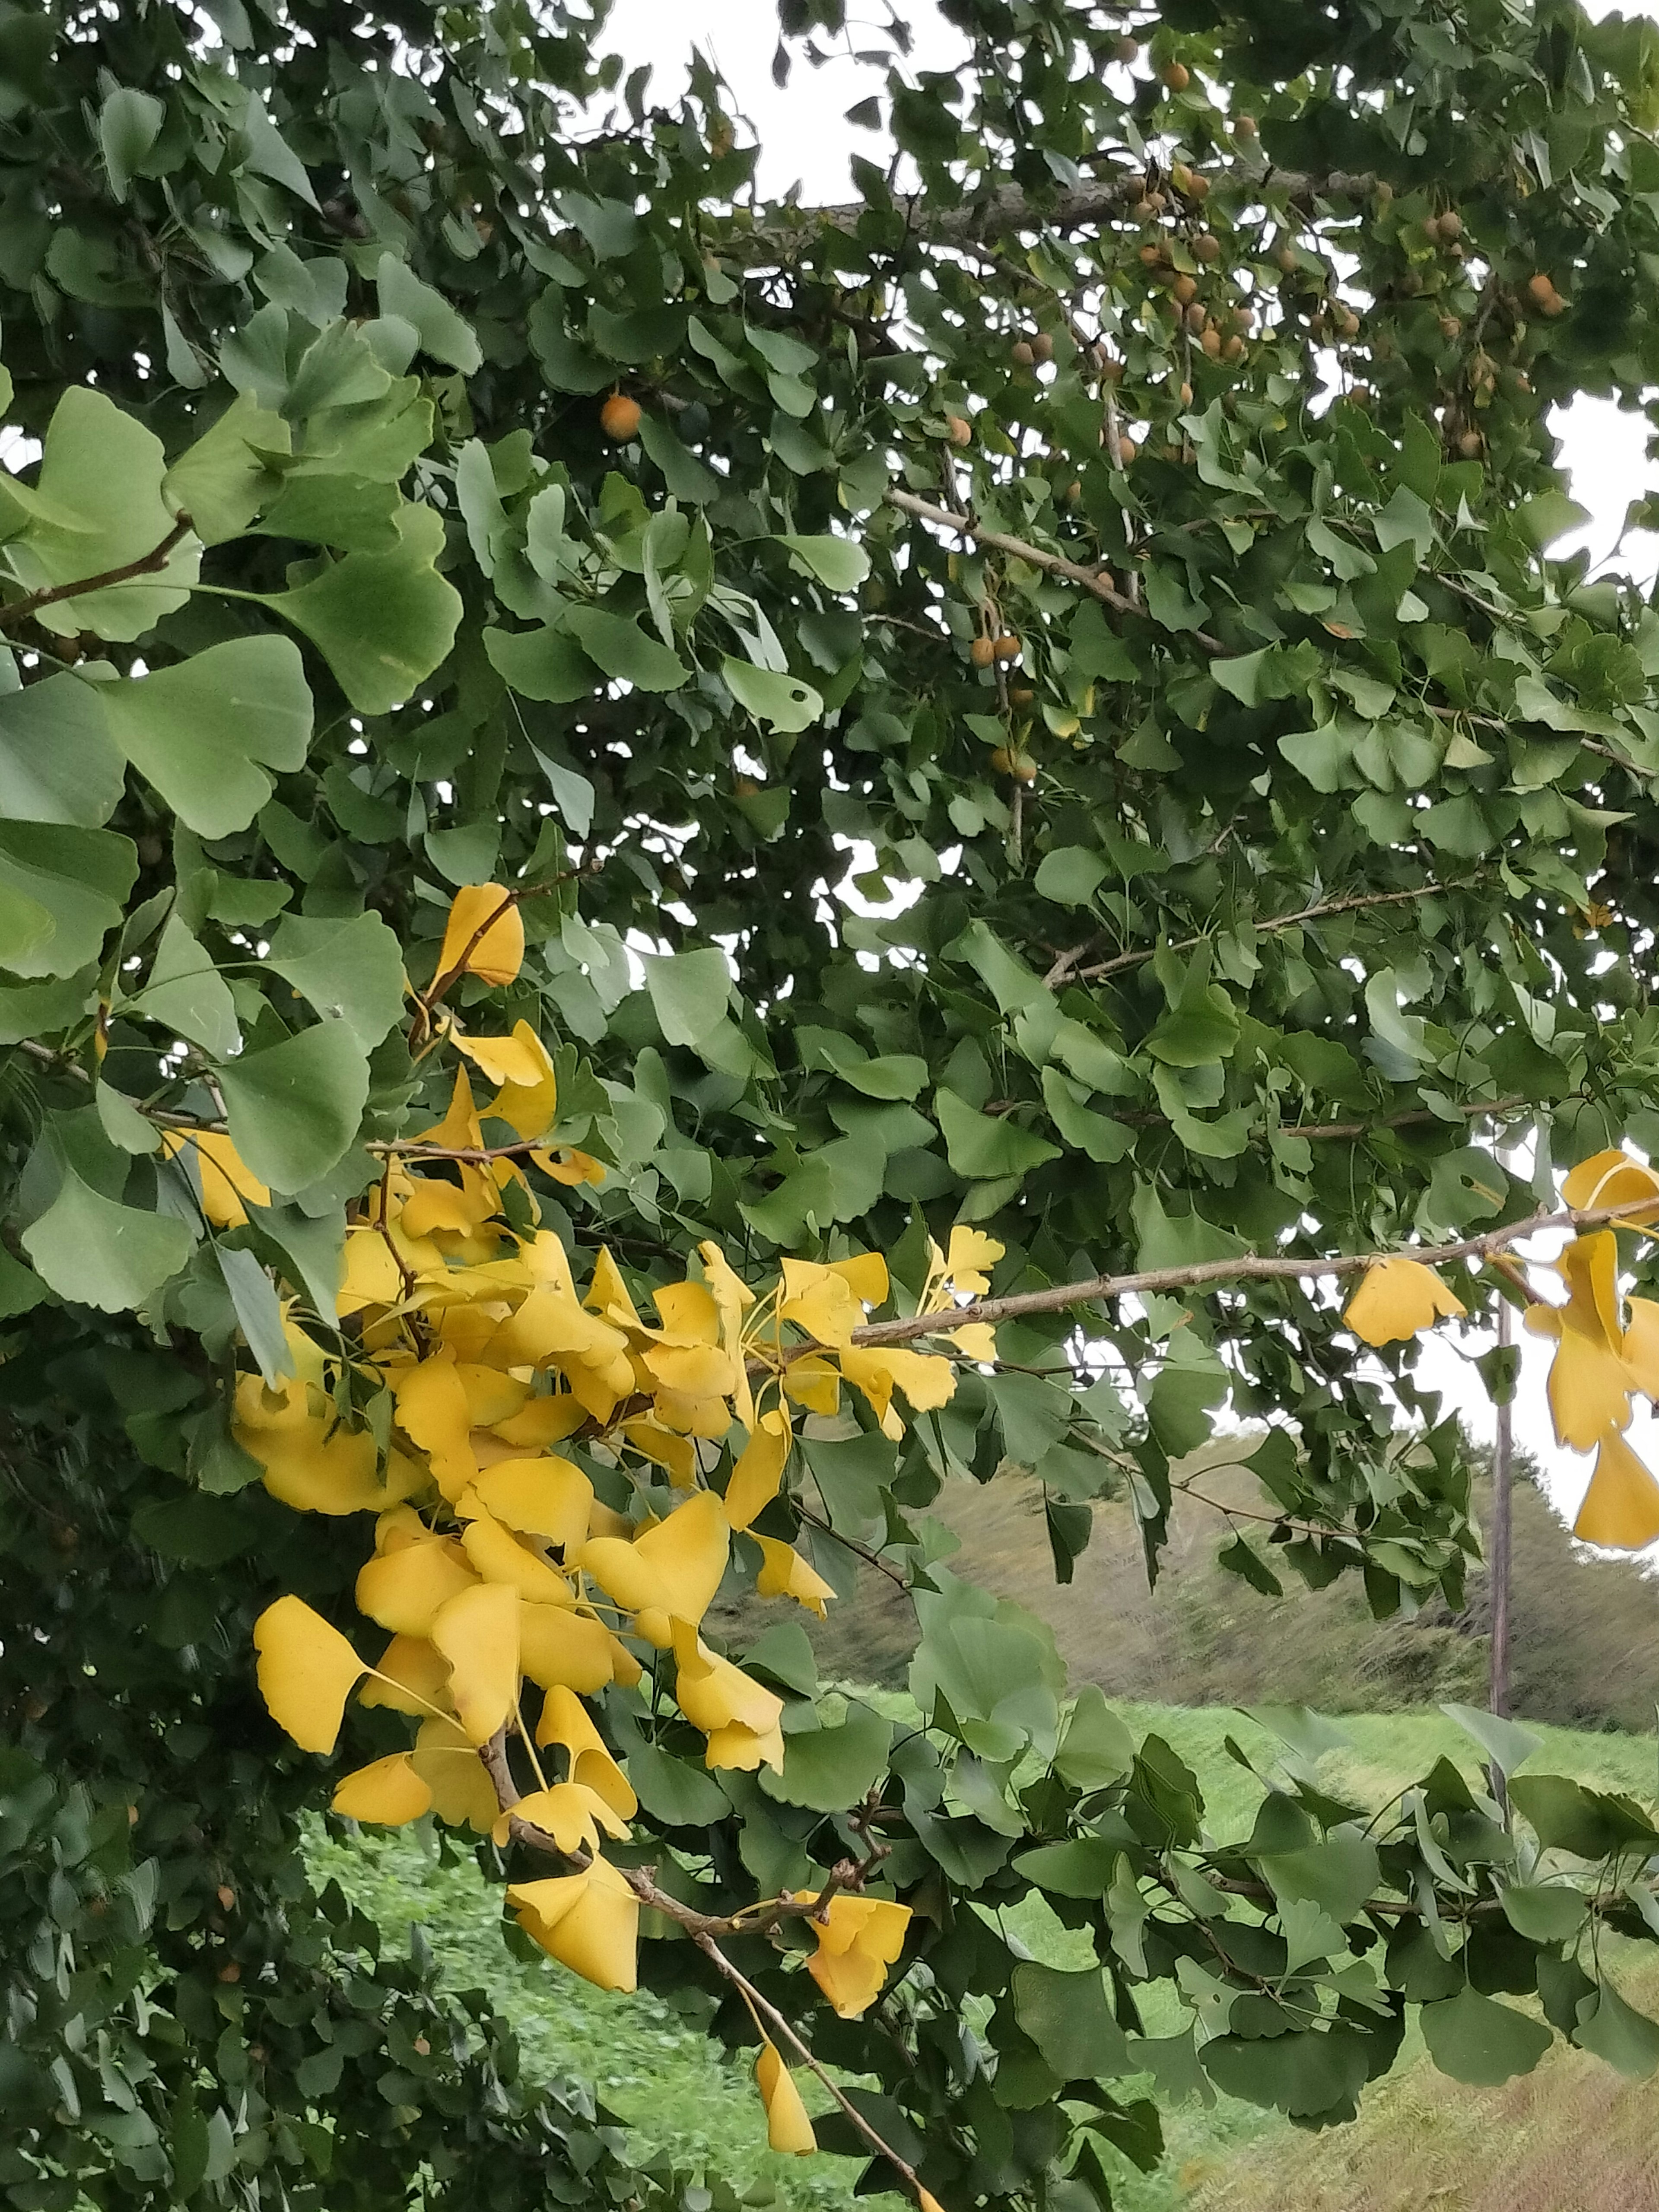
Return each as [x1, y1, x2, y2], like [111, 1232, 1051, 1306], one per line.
[1032, 331, 1054, 363]
[1163, 60, 1190, 92]
[1113, 33, 1139, 61]
[946, 412, 973, 446]
[1458, 429, 1484, 459]
[1194, 232, 1222, 264]
[1201, 327, 1223, 359]
[990, 747, 1038, 784]
[1011, 339, 1036, 368]
[1526, 273, 1556, 308]
[1178, 380, 1194, 407]
[969, 636, 996, 668]
[1173, 273, 1198, 305]
[993, 633, 1022, 662]
[599, 392, 642, 440]
[1233, 113, 1257, 138]
[1009, 685, 1036, 708]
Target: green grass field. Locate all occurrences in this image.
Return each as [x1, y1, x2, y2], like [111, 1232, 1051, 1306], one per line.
[310, 1701, 1659, 2212]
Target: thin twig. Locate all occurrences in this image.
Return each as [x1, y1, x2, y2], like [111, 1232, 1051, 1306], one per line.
[691, 1931, 931, 2206]
[0, 514, 194, 629]
[1072, 880, 1466, 984]
[883, 487, 1211, 641]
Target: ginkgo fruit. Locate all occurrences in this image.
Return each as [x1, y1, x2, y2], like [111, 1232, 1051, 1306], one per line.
[599, 391, 642, 439]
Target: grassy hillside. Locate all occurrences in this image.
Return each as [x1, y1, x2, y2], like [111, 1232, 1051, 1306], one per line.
[737, 1456, 1659, 1734]
[314, 1704, 1659, 2212]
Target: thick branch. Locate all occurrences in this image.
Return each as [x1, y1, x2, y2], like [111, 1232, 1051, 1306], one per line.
[848, 1192, 1659, 1351]
[731, 166, 1378, 263]
[0, 513, 194, 630]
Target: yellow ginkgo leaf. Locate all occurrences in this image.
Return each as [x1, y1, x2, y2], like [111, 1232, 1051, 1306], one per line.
[160, 1127, 271, 1228]
[253, 1595, 365, 1754]
[436, 884, 524, 988]
[467, 1456, 594, 1551]
[359, 1633, 452, 1716]
[452, 1024, 548, 1090]
[1557, 1230, 1624, 1351]
[671, 1619, 785, 1773]
[753, 1535, 834, 1618]
[838, 1344, 956, 1428]
[1623, 1297, 1659, 1402]
[392, 1355, 478, 1490]
[336, 1228, 405, 1316]
[1573, 1426, 1659, 1551]
[430, 1581, 520, 1745]
[618, 1418, 699, 1486]
[356, 1532, 480, 1636]
[1562, 1146, 1659, 1224]
[519, 1603, 629, 1694]
[947, 1321, 998, 1363]
[534, 1685, 638, 1817]
[1342, 1257, 1467, 1346]
[779, 1259, 861, 1348]
[410, 1715, 499, 1831]
[780, 1354, 840, 1416]
[233, 1375, 387, 1516]
[575, 1489, 730, 1631]
[331, 1752, 433, 1825]
[508, 1857, 638, 1991]
[724, 1408, 792, 1530]
[805, 1894, 912, 2019]
[401, 1173, 499, 1240]
[918, 2193, 951, 2212]
[1527, 1302, 1635, 1450]
[459, 1511, 576, 1606]
[511, 1780, 631, 1855]
[944, 1225, 1003, 1295]
[491, 1395, 591, 1450]
[755, 2043, 817, 2154]
[483, 1020, 559, 1140]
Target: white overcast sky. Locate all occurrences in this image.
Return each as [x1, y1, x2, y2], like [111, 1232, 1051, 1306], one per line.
[601, 0, 1659, 1551]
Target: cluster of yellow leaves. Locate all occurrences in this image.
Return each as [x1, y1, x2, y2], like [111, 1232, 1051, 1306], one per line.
[245, 889, 992, 2061]
[1525, 1152, 1659, 1551]
[1344, 1148, 1659, 1551]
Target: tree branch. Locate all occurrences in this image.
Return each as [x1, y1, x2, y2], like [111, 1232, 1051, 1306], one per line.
[847, 1191, 1659, 1351]
[690, 1930, 931, 2205]
[881, 487, 1220, 644]
[1054, 880, 1468, 988]
[0, 513, 194, 630]
[730, 166, 1379, 263]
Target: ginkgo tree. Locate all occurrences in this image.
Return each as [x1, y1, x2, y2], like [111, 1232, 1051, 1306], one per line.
[13, 1, 1659, 2208]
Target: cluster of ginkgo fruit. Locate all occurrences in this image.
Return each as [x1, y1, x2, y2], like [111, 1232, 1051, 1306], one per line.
[1345, 1147, 1659, 1551]
[188, 885, 1003, 2158]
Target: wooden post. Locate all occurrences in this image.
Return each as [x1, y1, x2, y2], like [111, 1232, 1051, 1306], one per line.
[1488, 1298, 1513, 1814]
